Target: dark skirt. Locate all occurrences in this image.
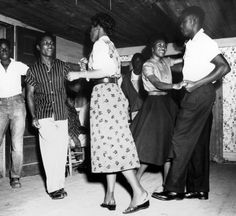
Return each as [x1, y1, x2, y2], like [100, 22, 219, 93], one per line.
[130, 94, 178, 166]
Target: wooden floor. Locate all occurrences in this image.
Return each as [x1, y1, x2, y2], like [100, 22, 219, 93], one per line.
[0, 162, 236, 216]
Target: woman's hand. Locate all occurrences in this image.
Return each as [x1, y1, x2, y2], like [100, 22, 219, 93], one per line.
[32, 117, 41, 129]
[183, 80, 198, 92]
[67, 72, 82, 81]
[79, 57, 88, 71]
[172, 81, 187, 90]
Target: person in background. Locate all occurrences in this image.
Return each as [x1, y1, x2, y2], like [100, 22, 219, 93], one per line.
[121, 53, 147, 121]
[67, 12, 149, 214]
[0, 38, 29, 188]
[130, 37, 184, 191]
[25, 32, 82, 200]
[152, 6, 230, 201]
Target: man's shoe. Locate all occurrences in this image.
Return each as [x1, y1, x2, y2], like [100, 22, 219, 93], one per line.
[10, 178, 21, 188]
[152, 191, 184, 201]
[59, 188, 68, 197]
[184, 192, 208, 200]
[49, 189, 66, 200]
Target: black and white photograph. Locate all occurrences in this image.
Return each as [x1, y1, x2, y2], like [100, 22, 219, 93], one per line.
[0, 1, 235, 216]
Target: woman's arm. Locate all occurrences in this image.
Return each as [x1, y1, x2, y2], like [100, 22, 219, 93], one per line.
[67, 69, 112, 82]
[146, 74, 183, 90]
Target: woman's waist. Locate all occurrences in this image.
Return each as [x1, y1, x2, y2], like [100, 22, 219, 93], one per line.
[92, 77, 118, 86]
[148, 91, 168, 96]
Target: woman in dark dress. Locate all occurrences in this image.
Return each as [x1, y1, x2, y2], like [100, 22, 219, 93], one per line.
[131, 37, 184, 190]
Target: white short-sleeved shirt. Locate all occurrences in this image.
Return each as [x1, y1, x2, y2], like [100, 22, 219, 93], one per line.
[142, 57, 174, 92]
[88, 35, 121, 78]
[0, 58, 29, 98]
[183, 29, 221, 82]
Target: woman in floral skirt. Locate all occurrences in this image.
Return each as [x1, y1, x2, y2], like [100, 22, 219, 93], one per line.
[67, 12, 149, 214]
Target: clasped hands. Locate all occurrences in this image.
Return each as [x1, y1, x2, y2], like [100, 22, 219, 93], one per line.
[67, 57, 88, 81]
[173, 80, 197, 92]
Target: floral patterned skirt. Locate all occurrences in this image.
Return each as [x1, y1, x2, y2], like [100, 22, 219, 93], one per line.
[90, 83, 140, 173]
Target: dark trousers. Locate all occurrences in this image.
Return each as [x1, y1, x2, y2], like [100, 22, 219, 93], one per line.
[165, 84, 216, 193]
[186, 113, 213, 192]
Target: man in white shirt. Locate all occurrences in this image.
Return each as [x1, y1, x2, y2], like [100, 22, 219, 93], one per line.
[152, 6, 230, 201]
[121, 53, 147, 121]
[0, 38, 29, 188]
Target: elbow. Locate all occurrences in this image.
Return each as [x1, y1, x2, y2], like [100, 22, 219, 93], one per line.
[225, 63, 231, 75]
[219, 63, 231, 79]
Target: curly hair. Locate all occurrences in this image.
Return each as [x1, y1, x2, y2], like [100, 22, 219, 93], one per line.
[91, 12, 116, 36]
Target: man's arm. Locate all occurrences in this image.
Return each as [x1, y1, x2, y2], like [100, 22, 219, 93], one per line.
[26, 84, 40, 128]
[185, 54, 231, 92]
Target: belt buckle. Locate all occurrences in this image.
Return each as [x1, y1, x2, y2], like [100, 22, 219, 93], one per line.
[103, 77, 109, 83]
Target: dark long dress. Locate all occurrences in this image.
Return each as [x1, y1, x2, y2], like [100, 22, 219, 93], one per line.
[130, 57, 178, 166]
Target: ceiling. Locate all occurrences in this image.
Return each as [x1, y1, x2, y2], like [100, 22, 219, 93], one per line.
[0, 0, 235, 48]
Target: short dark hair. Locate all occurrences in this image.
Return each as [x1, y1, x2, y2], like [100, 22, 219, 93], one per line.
[180, 6, 205, 26]
[91, 12, 115, 36]
[131, 53, 144, 65]
[151, 35, 168, 49]
[36, 32, 55, 46]
[0, 38, 11, 48]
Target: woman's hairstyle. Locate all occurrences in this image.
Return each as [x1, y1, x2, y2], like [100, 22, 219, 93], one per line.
[150, 35, 168, 49]
[91, 12, 116, 36]
[180, 6, 205, 26]
[0, 38, 11, 48]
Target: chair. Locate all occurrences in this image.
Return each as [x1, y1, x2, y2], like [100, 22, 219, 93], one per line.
[66, 137, 86, 176]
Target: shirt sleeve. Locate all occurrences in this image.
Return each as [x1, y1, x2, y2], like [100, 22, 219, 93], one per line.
[17, 62, 29, 75]
[142, 62, 155, 77]
[25, 68, 37, 87]
[205, 37, 221, 62]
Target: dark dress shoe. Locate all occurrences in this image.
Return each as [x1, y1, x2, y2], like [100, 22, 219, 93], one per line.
[59, 188, 68, 197]
[10, 178, 21, 188]
[123, 200, 149, 214]
[185, 192, 208, 200]
[100, 203, 116, 210]
[152, 191, 184, 201]
[49, 189, 65, 200]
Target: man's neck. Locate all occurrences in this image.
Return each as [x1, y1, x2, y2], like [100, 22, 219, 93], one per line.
[1, 58, 11, 70]
[41, 56, 54, 65]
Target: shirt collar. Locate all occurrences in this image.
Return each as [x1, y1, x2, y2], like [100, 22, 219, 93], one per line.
[188, 28, 204, 43]
[99, 35, 110, 42]
[131, 70, 141, 80]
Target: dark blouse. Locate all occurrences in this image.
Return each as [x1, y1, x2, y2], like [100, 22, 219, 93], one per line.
[25, 59, 70, 120]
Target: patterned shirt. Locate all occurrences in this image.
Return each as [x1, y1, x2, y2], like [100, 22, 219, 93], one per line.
[25, 59, 70, 120]
[88, 35, 121, 78]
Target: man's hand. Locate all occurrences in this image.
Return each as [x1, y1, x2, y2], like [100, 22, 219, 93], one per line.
[183, 80, 198, 92]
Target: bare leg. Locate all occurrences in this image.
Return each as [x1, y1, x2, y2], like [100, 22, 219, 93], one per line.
[163, 161, 171, 185]
[103, 173, 116, 205]
[122, 169, 148, 208]
[136, 163, 148, 181]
